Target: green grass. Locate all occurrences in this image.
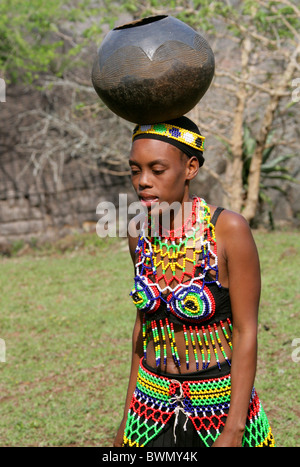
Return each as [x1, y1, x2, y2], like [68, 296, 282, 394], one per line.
[0, 231, 299, 447]
[253, 230, 300, 447]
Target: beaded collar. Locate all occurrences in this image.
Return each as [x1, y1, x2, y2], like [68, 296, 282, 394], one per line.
[134, 197, 219, 291]
[145, 196, 199, 241]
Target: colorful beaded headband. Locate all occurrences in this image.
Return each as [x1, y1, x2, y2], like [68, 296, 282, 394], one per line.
[132, 123, 205, 152]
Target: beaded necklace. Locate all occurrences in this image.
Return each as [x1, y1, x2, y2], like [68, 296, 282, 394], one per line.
[135, 196, 219, 289]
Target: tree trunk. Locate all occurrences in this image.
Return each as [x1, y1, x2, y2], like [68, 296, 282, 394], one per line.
[242, 97, 279, 222]
[242, 40, 300, 223]
[223, 37, 251, 214]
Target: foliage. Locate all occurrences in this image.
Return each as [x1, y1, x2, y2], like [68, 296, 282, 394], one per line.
[242, 125, 298, 227]
[0, 0, 104, 83]
[121, 0, 300, 42]
[1, 0, 298, 84]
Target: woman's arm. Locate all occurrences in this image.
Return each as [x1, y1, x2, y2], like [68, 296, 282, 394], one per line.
[114, 226, 142, 447]
[114, 310, 144, 447]
[213, 211, 260, 447]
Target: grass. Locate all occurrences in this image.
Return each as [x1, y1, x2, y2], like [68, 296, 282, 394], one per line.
[0, 230, 299, 447]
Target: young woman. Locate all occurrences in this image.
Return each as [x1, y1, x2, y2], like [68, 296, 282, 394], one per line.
[114, 116, 275, 448]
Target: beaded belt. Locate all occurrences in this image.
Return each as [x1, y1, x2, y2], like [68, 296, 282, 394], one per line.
[136, 359, 232, 412]
[124, 359, 231, 447]
[143, 368, 232, 443]
[123, 359, 276, 448]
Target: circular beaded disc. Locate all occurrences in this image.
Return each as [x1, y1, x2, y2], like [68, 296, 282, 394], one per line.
[169, 281, 215, 323]
[131, 277, 161, 313]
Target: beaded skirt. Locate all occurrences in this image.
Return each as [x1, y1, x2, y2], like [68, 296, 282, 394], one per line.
[123, 359, 275, 448]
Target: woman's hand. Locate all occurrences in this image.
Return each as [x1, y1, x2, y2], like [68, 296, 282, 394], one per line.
[113, 308, 144, 448]
[113, 418, 126, 447]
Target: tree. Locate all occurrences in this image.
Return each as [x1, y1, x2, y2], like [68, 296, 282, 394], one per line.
[1, 0, 299, 225]
[0, 0, 132, 199]
[0, 0, 106, 84]
[120, 0, 300, 223]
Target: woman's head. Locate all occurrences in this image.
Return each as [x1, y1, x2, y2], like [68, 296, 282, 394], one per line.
[129, 116, 204, 207]
[132, 116, 205, 166]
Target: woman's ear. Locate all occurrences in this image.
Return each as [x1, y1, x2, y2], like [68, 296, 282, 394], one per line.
[186, 156, 199, 180]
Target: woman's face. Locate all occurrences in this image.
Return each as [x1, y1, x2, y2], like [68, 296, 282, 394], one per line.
[129, 138, 198, 209]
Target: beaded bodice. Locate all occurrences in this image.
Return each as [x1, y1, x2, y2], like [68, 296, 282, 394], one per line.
[130, 197, 233, 371]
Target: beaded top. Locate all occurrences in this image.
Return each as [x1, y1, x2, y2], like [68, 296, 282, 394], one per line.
[131, 197, 230, 323]
[130, 197, 232, 370]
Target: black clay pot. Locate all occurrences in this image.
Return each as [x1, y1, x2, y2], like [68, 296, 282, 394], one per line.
[91, 15, 215, 124]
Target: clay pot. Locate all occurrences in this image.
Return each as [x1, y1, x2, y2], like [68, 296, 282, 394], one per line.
[91, 15, 215, 124]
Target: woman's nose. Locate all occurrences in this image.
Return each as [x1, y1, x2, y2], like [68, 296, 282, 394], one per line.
[138, 170, 153, 189]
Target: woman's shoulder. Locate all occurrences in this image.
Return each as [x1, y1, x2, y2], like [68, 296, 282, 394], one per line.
[207, 204, 257, 259]
[208, 204, 250, 232]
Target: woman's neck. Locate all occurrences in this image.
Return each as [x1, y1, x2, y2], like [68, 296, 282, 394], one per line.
[148, 195, 200, 239]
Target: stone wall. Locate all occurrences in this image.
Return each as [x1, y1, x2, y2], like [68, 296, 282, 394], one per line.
[1, 21, 299, 250]
[0, 84, 135, 249]
[0, 155, 133, 244]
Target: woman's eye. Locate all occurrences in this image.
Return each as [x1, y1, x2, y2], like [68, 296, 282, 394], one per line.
[153, 169, 164, 175]
[130, 169, 140, 175]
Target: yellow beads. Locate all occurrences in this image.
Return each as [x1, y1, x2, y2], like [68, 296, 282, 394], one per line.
[133, 123, 205, 151]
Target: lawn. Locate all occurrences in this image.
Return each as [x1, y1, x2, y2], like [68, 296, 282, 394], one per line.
[0, 230, 299, 447]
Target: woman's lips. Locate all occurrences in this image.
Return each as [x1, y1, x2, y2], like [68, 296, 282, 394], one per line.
[139, 195, 159, 207]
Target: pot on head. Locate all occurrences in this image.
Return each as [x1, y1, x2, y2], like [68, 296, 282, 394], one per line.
[91, 15, 215, 124]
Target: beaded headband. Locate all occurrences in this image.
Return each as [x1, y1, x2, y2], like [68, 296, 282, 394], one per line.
[132, 123, 205, 152]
